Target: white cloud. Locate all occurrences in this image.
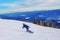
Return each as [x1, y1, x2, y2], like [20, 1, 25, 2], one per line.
[0, 0, 60, 13]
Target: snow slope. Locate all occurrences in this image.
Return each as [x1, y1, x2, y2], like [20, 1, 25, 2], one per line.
[0, 19, 60, 40]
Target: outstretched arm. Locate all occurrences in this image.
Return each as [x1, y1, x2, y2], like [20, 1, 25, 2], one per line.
[22, 23, 24, 29]
[22, 26, 24, 28]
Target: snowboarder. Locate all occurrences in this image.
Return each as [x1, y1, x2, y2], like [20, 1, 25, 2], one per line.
[22, 23, 30, 32]
[22, 23, 33, 33]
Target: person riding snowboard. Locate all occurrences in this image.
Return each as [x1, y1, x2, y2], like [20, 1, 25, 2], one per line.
[22, 23, 30, 32]
[22, 23, 33, 33]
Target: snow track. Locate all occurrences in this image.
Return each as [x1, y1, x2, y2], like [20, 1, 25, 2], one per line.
[0, 19, 60, 40]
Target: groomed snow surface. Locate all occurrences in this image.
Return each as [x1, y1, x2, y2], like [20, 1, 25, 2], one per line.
[0, 19, 60, 40]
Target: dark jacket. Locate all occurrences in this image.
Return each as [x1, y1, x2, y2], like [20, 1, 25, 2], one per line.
[22, 24, 29, 29]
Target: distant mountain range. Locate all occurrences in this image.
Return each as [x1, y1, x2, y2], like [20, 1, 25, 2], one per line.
[0, 9, 60, 22]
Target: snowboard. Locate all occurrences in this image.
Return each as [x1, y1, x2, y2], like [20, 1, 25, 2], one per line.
[27, 30, 34, 33]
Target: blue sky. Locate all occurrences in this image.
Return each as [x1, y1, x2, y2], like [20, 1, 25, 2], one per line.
[0, 0, 24, 3]
[0, 0, 60, 13]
